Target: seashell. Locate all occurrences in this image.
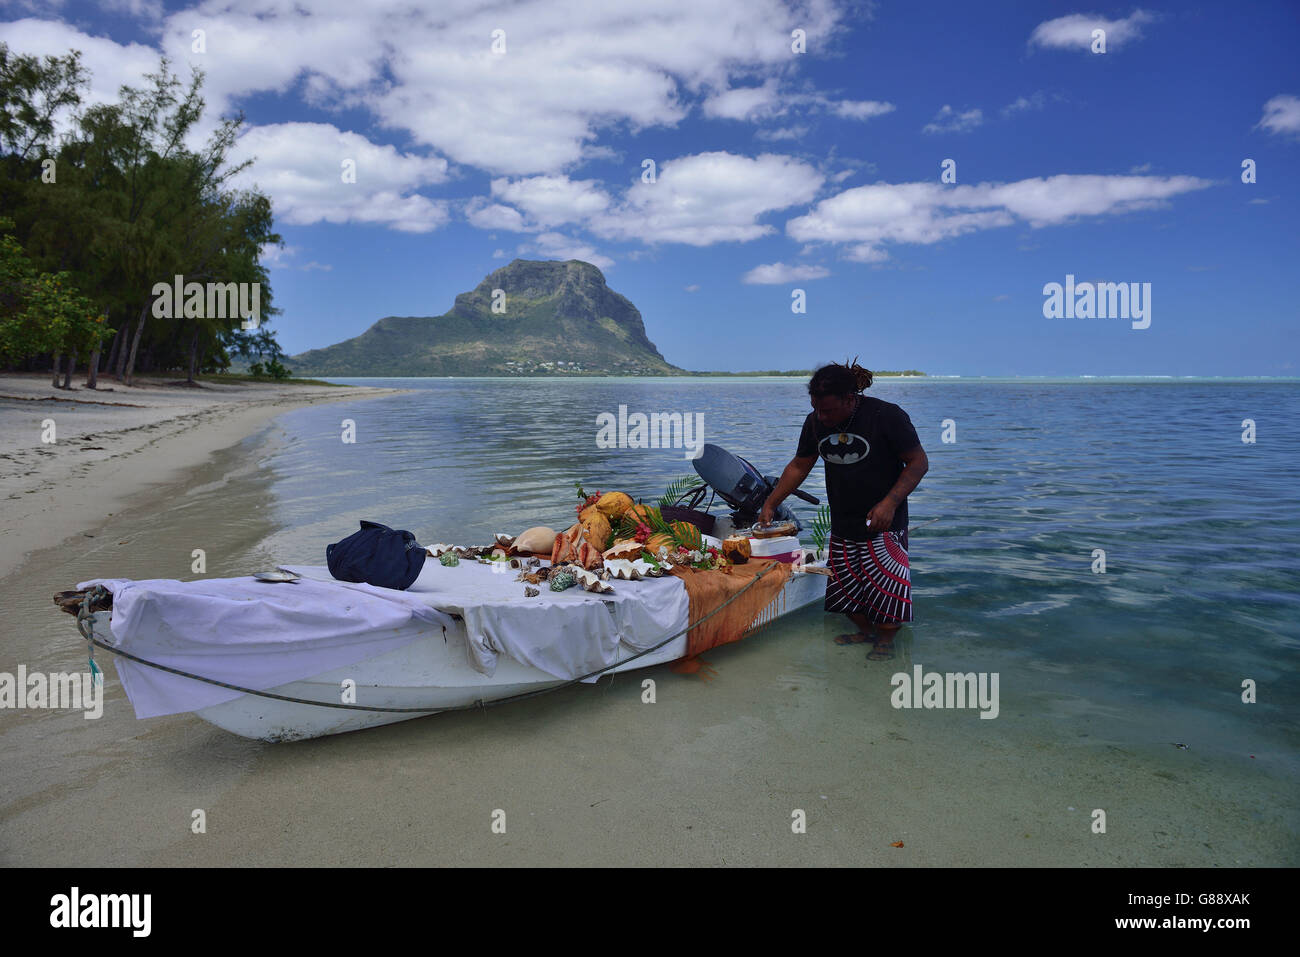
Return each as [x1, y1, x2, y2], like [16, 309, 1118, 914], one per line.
[603, 539, 644, 562]
[495, 533, 515, 547]
[526, 557, 540, 567]
[439, 552, 460, 567]
[536, 566, 551, 581]
[524, 586, 540, 598]
[509, 557, 522, 569]
[426, 544, 454, 556]
[599, 568, 612, 581]
[583, 578, 614, 594]
[515, 526, 557, 554]
[549, 569, 577, 592]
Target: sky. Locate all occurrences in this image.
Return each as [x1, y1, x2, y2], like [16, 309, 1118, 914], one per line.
[2, 0, 1298, 375]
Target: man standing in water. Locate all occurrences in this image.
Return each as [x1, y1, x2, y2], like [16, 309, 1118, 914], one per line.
[760, 360, 928, 660]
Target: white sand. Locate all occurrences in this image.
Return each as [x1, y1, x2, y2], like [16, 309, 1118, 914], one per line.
[0, 374, 406, 581]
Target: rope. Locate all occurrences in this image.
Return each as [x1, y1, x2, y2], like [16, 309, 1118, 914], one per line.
[73, 561, 784, 716]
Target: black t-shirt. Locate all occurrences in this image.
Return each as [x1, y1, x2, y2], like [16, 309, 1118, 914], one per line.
[796, 396, 921, 538]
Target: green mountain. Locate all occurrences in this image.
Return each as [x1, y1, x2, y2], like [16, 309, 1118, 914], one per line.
[288, 259, 681, 376]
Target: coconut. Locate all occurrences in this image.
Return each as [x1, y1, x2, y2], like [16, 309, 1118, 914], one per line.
[580, 511, 612, 551]
[596, 491, 634, 521]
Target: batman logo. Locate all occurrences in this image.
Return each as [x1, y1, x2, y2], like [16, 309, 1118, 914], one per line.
[819, 431, 869, 465]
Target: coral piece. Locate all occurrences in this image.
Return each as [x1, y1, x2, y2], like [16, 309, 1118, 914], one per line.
[439, 552, 460, 567]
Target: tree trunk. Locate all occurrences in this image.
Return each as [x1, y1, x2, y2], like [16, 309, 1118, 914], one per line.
[186, 321, 199, 384]
[86, 321, 103, 389]
[105, 325, 122, 379]
[123, 298, 151, 387]
[51, 353, 62, 388]
[63, 347, 76, 389]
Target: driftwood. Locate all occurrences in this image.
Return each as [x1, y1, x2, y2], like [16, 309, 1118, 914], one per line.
[53, 589, 113, 617]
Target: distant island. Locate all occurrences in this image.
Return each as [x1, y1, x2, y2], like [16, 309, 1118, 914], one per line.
[286, 260, 924, 378]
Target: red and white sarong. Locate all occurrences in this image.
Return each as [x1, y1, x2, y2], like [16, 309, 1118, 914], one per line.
[825, 531, 912, 624]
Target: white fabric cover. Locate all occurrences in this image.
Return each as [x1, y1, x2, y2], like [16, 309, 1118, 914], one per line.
[77, 575, 455, 718]
[282, 560, 690, 681]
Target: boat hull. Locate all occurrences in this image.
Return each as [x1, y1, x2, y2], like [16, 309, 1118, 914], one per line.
[193, 568, 826, 741]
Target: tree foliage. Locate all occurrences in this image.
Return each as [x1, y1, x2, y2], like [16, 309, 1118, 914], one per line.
[0, 42, 285, 382]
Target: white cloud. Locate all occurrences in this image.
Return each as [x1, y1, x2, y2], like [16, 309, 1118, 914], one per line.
[787, 174, 1212, 258]
[97, 0, 165, 19]
[592, 151, 825, 246]
[742, 262, 830, 284]
[832, 99, 894, 120]
[1002, 92, 1046, 116]
[684, 283, 700, 292]
[1029, 10, 1157, 52]
[492, 248, 507, 258]
[229, 122, 450, 232]
[756, 125, 810, 142]
[1257, 94, 1300, 137]
[466, 200, 531, 232]
[169, 0, 843, 176]
[923, 105, 983, 134]
[490, 175, 611, 227]
[703, 79, 783, 121]
[518, 232, 613, 270]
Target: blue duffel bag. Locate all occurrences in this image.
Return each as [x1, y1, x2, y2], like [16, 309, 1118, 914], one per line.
[326, 520, 427, 590]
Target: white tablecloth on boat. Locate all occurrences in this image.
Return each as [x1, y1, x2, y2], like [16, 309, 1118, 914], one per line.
[283, 560, 691, 681]
[77, 575, 456, 718]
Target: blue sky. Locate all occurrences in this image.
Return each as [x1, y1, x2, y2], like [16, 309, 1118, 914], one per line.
[3, 0, 1298, 374]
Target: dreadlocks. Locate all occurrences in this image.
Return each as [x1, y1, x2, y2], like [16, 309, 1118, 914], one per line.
[808, 357, 874, 398]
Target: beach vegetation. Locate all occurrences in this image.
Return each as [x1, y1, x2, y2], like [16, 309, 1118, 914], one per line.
[0, 43, 286, 387]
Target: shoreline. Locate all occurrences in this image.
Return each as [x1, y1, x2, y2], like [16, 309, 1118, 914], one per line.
[0, 374, 409, 582]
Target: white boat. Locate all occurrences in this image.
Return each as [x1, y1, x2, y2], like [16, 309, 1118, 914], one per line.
[62, 560, 827, 742]
[194, 564, 824, 741]
[57, 444, 829, 741]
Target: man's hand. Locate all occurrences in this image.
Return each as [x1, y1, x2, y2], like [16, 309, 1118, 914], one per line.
[761, 455, 816, 527]
[865, 495, 898, 535]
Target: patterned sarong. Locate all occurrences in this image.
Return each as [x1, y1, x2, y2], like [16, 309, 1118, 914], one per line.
[825, 531, 912, 624]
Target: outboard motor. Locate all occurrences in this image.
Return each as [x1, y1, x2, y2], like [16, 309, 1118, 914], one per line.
[687, 443, 818, 534]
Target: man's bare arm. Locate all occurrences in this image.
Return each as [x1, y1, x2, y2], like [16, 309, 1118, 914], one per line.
[884, 445, 929, 505]
[865, 445, 929, 532]
[760, 455, 818, 523]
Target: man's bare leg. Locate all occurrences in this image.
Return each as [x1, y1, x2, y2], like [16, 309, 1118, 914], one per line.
[869, 622, 900, 660]
[834, 611, 875, 645]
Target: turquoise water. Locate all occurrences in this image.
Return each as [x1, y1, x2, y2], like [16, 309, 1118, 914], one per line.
[260, 377, 1299, 773]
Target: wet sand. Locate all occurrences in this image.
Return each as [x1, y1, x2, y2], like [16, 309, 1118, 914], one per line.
[0, 381, 1293, 866]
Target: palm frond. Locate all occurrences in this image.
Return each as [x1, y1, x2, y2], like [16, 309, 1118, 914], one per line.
[809, 505, 832, 554]
[657, 474, 703, 508]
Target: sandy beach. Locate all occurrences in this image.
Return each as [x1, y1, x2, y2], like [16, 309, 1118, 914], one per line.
[0, 374, 407, 581]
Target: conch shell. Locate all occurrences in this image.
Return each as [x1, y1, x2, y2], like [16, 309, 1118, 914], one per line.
[514, 526, 557, 554]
